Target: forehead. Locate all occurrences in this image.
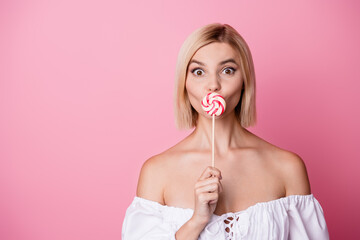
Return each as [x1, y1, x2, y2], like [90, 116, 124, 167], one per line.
[190, 42, 239, 64]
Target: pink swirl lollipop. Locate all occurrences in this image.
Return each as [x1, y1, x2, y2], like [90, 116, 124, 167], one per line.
[201, 92, 226, 116]
[201, 92, 226, 167]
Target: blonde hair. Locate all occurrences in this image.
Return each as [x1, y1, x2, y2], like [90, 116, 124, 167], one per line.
[174, 23, 257, 129]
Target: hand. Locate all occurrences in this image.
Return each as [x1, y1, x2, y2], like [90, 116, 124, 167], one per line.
[191, 166, 223, 225]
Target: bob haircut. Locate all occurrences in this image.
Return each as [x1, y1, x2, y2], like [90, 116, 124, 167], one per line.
[174, 23, 257, 129]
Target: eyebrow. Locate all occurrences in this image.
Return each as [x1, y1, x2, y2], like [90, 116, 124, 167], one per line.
[189, 58, 238, 66]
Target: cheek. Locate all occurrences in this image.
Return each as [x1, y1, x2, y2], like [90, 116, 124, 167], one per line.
[185, 78, 198, 98]
[185, 78, 190, 93]
[232, 90, 243, 109]
[185, 79, 194, 102]
[225, 80, 243, 107]
[185, 79, 203, 109]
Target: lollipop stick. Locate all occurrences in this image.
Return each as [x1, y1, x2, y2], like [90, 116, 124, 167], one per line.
[212, 114, 215, 167]
[202, 92, 225, 168]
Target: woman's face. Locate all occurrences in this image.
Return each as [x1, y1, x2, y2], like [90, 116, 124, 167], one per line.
[185, 42, 243, 119]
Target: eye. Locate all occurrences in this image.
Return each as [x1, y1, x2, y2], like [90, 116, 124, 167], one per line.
[222, 67, 236, 75]
[192, 68, 205, 76]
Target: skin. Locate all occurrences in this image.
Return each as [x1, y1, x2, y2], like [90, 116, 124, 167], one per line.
[136, 42, 311, 239]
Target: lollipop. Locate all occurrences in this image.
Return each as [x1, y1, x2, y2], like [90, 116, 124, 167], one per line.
[201, 92, 226, 116]
[201, 92, 226, 167]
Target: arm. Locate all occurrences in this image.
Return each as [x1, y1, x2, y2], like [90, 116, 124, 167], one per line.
[278, 152, 329, 239]
[136, 155, 166, 203]
[175, 218, 208, 240]
[176, 166, 223, 240]
[137, 158, 222, 240]
[136, 156, 203, 240]
[280, 151, 311, 196]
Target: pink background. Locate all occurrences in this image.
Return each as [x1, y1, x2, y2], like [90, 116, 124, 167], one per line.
[1, 0, 359, 239]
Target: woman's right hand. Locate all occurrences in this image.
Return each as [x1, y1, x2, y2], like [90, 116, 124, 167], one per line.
[191, 166, 223, 225]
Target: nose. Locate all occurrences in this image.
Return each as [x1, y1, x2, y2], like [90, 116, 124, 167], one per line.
[207, 74, 221, 92]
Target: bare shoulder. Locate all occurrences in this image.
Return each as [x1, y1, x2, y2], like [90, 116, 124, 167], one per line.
[136, 148, 178, 204]
[241, 131, 311, 197]
[271, 147, 311, 196]
[249, 132, 311, 196]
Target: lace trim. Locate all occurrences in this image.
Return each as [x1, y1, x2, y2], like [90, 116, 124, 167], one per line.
[224, 216, 238, 239]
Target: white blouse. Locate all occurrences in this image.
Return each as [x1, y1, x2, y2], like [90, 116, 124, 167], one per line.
[122, 194, 329, 240]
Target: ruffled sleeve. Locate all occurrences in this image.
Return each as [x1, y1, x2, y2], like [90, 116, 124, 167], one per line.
[287, 194, 329, 240]
[121, 197, 178, 240]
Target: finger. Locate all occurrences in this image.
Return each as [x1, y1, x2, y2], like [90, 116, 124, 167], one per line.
[198, 166, 222, 181]
[198, 192, 219, 204]
[209, 197, 219, 205]
[195, 182, 221, 195]
[195, 176, 221, 189]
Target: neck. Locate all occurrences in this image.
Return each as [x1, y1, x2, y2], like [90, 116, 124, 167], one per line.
[190, 111, 248, 156]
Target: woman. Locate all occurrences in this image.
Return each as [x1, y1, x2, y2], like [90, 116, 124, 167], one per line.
[122, 23, 329, 239]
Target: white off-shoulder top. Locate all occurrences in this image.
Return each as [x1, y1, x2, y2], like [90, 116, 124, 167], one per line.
[122, 194, 329, 240]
